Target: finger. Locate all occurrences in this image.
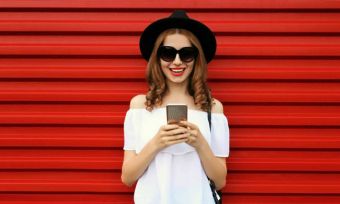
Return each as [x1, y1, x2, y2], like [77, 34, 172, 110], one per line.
[162, 134, 189, 146]
[164, 133, 189, 142]
[188, 134, 197, 141]
[186, 131, 197, 143]
[180, 121, 196, 130]
[167, 127, 188, 136]
[167, 138, 189, 145]
[185, 129, 194, 137]
[164, 130, 190, 140]
[162, 124, 179, 131]
[191, 130, 198, 137]
[186, 135, 197, 144]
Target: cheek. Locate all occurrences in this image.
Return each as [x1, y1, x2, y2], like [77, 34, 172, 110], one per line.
[160, 60, 170, 70]
[186, 62, 195, 72]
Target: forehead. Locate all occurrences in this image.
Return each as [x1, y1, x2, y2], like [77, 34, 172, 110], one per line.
[163, 33, 191, 49]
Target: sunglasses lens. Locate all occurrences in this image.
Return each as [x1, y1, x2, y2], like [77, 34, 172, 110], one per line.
[158, 46, 177, 62]
[158, 46, 198, 62]
[179, 47, 197, 62]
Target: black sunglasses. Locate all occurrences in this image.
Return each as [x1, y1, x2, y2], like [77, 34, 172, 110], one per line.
[157, 46, 198, 63]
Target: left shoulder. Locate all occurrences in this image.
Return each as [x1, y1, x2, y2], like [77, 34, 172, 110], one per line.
[211, 98, 224, 114]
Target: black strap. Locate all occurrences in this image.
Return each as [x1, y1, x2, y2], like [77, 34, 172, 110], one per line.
[208, 109, 212, 130]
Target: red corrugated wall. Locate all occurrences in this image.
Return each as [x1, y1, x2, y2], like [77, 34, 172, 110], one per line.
[0, 0, 340, 203]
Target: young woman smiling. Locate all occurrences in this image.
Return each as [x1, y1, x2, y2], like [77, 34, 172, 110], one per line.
[121, 10, 230, 204]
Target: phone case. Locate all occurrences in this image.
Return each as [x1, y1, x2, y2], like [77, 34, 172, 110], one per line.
[166, 105, 188, 124]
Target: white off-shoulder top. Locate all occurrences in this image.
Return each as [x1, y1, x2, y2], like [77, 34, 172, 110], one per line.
[123, 107, 230, 204]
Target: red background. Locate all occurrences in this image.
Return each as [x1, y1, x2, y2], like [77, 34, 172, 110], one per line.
[0, 0, 340, 203]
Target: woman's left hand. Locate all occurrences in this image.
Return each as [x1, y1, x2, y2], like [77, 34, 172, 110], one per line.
[179, 121, 207, 150]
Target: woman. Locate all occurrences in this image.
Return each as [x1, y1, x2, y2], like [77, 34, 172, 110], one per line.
[121, 10, 229, 204]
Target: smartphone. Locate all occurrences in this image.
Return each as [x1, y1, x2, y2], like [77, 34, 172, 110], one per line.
[166, 104, 188, 125]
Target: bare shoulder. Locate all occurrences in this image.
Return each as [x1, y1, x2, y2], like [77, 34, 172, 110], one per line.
[129, 94, 147, 109]
[211, 98, 224, 114]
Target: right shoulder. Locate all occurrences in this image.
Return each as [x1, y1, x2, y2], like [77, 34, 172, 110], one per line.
[129, 94, 147, 109]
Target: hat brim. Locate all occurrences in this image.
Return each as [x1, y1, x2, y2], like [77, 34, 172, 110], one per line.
[139, 17, 216, 63]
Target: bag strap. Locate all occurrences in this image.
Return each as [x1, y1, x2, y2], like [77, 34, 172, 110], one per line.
[208, 109, 212, 130]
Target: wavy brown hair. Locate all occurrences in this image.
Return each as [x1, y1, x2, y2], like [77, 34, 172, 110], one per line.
[145, 28, 213, 112]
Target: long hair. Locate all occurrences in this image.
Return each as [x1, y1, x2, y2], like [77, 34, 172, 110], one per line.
[145, 28, 213, 112]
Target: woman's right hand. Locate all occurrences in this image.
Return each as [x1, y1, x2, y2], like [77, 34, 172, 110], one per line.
[152, 123, 190, 151]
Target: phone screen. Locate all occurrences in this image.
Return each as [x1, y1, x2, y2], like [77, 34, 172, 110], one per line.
[166, 104, 188, 125]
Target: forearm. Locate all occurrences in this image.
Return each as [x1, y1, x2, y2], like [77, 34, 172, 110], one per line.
[122, 123, 189, 187]
[196, 141, 227, 190]
[121, 140, 160, 186]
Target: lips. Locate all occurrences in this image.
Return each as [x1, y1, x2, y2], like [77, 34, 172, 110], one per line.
[169, 67, 185, 76]
[170, 68, 185, 73]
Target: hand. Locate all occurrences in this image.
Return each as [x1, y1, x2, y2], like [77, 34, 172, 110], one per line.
[179, 121, 207, 150]
[151, 123, 190, 152]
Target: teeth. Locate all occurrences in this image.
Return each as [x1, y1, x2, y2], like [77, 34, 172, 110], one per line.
[170, 68, 185, 73]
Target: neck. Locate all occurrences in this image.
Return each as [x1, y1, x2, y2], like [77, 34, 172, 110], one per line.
[165, 79, 191, 98]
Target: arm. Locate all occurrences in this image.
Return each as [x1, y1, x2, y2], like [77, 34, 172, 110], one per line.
[121, 140, 160, 187]
[121, 95, 190, 187]
[196, 143, 227, 190]
[180, 99, 227, 190]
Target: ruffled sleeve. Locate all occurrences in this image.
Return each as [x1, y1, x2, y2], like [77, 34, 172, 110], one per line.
[123, 109, 139, 151]
[210, 114, 230, 157]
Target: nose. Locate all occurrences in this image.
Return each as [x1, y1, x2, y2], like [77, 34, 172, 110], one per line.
[173, 53, 182, 65]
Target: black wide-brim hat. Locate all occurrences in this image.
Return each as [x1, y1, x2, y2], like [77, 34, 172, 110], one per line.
[139, 10, 216, 63]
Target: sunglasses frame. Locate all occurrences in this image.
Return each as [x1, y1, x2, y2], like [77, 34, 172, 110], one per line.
[157, 45, 198, 63]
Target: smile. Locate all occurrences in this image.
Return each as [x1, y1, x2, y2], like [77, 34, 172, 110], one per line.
[169, 68, 185, 76]
[170, 68, 185, 73]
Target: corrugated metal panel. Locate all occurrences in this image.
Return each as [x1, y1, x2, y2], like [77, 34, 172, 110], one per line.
[0, 0, 339, 203]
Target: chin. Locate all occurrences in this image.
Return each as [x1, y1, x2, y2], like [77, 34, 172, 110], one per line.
[168, 77, 189, 84]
